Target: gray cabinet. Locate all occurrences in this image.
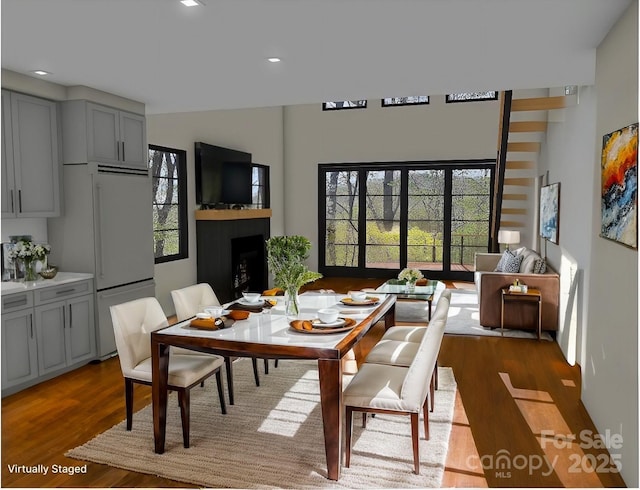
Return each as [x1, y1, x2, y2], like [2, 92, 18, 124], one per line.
[62, 101, 146, 169]
[1, 90, 61, 218]
[1, 292, 38, 389]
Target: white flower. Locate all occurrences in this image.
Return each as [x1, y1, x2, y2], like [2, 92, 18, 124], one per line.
[398, 267, 423, 282]
[7, 240, 51, 261]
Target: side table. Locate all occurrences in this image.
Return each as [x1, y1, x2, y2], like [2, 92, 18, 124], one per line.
[501, 288, 542, 340]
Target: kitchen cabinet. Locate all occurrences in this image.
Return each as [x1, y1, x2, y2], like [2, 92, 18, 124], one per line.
[1, 275, 95, 396]
[61, 100, 147, 169]
[1, 90, 61, 218]
[1, 292, 38, 389]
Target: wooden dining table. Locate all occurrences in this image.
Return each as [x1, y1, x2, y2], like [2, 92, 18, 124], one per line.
[151, 291, 396, 480]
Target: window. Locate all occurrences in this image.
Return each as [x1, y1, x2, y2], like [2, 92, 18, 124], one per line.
[382, 96, 429, 107]
[149, 145, 187, 263]
[251, 163, 270, 208]
[319, 160, 494, 281]
[446, 91, 498, 103]
[322, 100, 367, 110]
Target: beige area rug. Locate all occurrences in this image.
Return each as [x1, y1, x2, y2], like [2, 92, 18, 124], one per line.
[66, 359, 457, 489]
[446, 288, 553, 340]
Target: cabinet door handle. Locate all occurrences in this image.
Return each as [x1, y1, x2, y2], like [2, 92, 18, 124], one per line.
[121, 141, 125, 161]
[29, 313, 33, 338]
[116, 139, 120, 161]
[18, 189, 22, 213]
[95, 184, 105, 278]
[10, 189, 14, 213]
[69, 304, 73, 328]
[62, 304, 66, 328]
[55, 288, 76, 295]
[4, 298, 27, 308]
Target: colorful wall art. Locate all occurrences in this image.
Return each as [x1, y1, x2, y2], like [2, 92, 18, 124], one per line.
[540, 182, 560, 244]
[601, 123, 638, 249]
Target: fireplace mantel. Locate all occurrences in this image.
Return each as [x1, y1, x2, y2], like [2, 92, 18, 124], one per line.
[195, 209, 272, 221]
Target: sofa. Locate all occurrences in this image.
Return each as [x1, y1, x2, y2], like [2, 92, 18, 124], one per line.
[474, 248, 559, 332]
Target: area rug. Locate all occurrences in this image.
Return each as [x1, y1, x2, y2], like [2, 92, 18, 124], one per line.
[66, 359, 457, 489]
[446, 288, 552, 340]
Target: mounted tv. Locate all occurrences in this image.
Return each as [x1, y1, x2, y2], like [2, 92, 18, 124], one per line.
[195, 142, 252, 207]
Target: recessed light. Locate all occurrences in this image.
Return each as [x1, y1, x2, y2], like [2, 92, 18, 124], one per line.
[180, 0, 202, 6]
[33, 70, 51, 76]
[267, 57, 281, 63]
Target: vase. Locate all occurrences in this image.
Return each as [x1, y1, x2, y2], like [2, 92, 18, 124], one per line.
[285, 286, 300, 319]
[21, 258, 38, 283]
[406, 280, 416, 293]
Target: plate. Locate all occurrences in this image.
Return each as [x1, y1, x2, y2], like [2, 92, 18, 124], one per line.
[340, 296, 380, 306]
[238, 298, 263, 305]
[310, 317, 347, 328]
[289, 318, 356, 334]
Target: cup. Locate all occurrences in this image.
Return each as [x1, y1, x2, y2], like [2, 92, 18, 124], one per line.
[349, 290, 367, 302]
[317, 308, 339, 324]
[242, 292, 262, 303]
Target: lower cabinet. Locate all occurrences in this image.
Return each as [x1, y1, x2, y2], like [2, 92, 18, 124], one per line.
[1, 307, 38, 388]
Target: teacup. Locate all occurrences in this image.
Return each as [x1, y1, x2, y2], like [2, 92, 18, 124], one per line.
[205, 306, 224, 318]
[317, 308, 339, 324]
[349, 290, 367, 301]
[242, 292, 262, 303]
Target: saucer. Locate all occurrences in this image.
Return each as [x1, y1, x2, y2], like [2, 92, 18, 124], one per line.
[311, 317, 347, 328]
[238, 298, 263, 305]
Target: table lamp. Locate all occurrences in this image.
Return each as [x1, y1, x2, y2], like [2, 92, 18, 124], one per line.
[498, 229, 520, 250]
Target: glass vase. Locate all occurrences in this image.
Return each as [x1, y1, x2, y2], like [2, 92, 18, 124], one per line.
[285, 286, 300, 319]
[22, 258, 38, 283]
[406, 280, 416, 293]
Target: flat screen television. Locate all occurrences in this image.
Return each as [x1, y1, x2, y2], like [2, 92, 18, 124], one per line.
[195, 142, 252, 206]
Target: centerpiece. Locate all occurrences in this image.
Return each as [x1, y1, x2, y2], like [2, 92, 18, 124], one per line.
[266, 235, 322, 318]
[8, 239, 51, 282]
[398, 267, 423, 293]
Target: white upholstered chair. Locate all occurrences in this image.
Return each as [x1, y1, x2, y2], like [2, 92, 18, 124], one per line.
[110, 297, 226, 448]
[170, 283, 262, 405]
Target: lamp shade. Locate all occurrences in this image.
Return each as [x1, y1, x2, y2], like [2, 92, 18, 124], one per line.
[498, 229, 520, 245]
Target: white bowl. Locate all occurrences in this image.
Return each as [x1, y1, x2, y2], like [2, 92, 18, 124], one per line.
[205, 306, 224, 318]
[196, 312, 212, 319]
[242, 292, 262, 303]
[349, 290, 367, 301]
[317, 308, 339, 324]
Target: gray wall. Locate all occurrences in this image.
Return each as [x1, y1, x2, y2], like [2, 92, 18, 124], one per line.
[540, 1, 638, 484]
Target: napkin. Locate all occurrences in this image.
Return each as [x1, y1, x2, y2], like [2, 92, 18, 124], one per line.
[190, 317, 236, 330]
[228, 300, 274, 313]
[262, 287, 284, 296]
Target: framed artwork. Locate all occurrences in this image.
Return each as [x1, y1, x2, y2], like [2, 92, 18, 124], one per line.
[601, 122, 638, 249]
[540, 182, 560, 244]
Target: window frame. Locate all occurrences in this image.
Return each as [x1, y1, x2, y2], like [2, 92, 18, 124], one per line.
[381, 96, 430, 107]
[251, 163, 270, 208]
[445, 91, 498, 103]
[149, 144, 188, 264]
[322, 100, 367, 111]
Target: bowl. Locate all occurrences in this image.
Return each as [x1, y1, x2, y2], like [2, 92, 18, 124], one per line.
[349, 290, 367, 301]
[317, 308, 339, 324]
[205, 306, 224, 318]
[39, 266, 58, 280]
[196, 312, 212, 319]
[242, 292, 262, 303]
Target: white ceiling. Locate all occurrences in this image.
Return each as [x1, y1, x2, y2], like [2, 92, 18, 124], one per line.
[1, 0, 633, 115]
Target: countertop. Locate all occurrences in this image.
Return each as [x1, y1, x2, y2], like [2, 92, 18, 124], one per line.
[1, 272, 94, 296]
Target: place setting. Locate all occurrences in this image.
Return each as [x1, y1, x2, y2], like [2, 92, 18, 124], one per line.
[227, 291, 277, 312]
[289, 308, 356, 334]
[188, 305, 249, 330]
[339, 290, 380, 307]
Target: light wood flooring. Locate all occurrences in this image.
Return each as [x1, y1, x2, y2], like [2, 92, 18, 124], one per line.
[1, 279, 626, 488]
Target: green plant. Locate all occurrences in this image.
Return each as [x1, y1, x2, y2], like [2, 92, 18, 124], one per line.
[266, 235, 322, 292]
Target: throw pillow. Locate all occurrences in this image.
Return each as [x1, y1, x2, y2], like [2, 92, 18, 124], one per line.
[533, 258, 547, 274]
[502, 251, 524, 273]
[495, 250, 520, 272]
[519, 248, 542, 273]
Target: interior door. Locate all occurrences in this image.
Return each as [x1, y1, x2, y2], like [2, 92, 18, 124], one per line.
[93, 171, 154, 290]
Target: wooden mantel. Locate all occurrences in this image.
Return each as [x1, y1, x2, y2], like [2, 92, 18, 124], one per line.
[195, 208, 272, 221]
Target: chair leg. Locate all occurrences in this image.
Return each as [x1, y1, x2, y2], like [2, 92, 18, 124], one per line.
[345, 407, 354, 468]
[362, 412, 367, 428]
[410, 412, 420, 475]
[252, 358, 260, 386]
[225, 356, 235, 405]
[430, 372, 435, 412]
[434, 361, 439, 390]
[215, 369, 227, 415]
[264, 358, 269, 374]
[124, 378, 134, 431]
[274, 359, 279, 368]
[423, 398, 430, 440]
[178, 389, 190, 448]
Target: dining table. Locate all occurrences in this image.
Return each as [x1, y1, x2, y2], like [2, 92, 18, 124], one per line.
[151, 291, 397, 481]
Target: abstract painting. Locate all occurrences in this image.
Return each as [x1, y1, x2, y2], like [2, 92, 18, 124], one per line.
[601, 123, 638, 249]
[540, 182, 560, 244]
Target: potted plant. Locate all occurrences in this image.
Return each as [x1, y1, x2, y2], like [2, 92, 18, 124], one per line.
[266, 235, 322, 318]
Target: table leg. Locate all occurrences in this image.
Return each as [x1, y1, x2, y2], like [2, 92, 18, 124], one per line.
[152, 337, 170, 454]
[428, 298, 433, 321]
[538, 298, 542, 341]
[384, 302, 396, 330]
[318, 358, 342, 481]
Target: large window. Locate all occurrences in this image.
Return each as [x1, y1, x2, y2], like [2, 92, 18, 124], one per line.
[251, 163, 270, 208]
[149, 145, 187, 263]
[322, 100, 367, 110]
[382, 96, 429, 107]
[446, 91, 498, 103]
[319, 161, 494, 281]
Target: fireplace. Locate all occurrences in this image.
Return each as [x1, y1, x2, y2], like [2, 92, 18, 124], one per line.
[196, 211, 270, 303]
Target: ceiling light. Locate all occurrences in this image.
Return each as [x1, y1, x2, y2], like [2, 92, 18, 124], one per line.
[180, 0, 202, 6]
[32, 70, 51, 76]
[267, 57, 281, 63]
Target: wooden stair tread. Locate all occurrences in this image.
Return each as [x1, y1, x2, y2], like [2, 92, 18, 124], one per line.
[511, 96, 567, 111]
[506, 160, 536, 169]
[502, 193, 528, 201]
[507, 142, 541, 152]
[504, 177, 534, 186]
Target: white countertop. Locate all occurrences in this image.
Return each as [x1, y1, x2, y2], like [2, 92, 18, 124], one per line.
[1, 272, 94, 296]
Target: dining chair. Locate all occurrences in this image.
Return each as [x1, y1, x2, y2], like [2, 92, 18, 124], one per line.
[170, 283, 262, 405]
[110, 296, 226, 448]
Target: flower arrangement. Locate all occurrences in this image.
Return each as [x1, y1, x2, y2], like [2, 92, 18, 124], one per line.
[7, 239, 51, 262]
[398, 267, 423, 283]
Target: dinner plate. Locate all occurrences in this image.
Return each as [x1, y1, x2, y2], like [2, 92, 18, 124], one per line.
[340, 296, 380, 306]
[289, 318, 356, 334]
[238, 298, 263, 305]
[310, 317, 347, 328]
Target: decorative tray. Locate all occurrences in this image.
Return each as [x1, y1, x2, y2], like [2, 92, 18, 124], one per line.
[289, 317, 356, 334]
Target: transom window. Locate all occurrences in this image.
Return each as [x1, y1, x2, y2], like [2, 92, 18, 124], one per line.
[446, 91, 498, 103]
[322, 100, 367, 110]
[149, 145, 188, 263]
[382, 96, 429, 107]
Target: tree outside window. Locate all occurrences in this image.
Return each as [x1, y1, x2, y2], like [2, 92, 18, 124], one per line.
[149, 145, 187, 263]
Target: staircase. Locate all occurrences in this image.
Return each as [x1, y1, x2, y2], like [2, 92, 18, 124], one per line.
[492, 91, 570, 251]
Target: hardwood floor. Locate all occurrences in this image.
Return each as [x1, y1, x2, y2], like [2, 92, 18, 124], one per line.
[1, 279, 626, 488]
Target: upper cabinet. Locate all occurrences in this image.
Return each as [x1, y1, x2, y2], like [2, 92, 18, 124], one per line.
[61, 100, 147, 170]
[1, 90, 61, 219]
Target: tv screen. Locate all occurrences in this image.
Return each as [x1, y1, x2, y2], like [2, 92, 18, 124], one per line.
[222, 161, 253, 204]
[195, 142, 251, 205]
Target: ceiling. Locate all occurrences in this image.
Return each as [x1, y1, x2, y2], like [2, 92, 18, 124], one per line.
[1, 0, 632, 115]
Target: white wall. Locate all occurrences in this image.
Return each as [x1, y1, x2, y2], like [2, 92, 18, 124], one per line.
[146, 107, 285, 313]
[541, 1, 638, 485]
